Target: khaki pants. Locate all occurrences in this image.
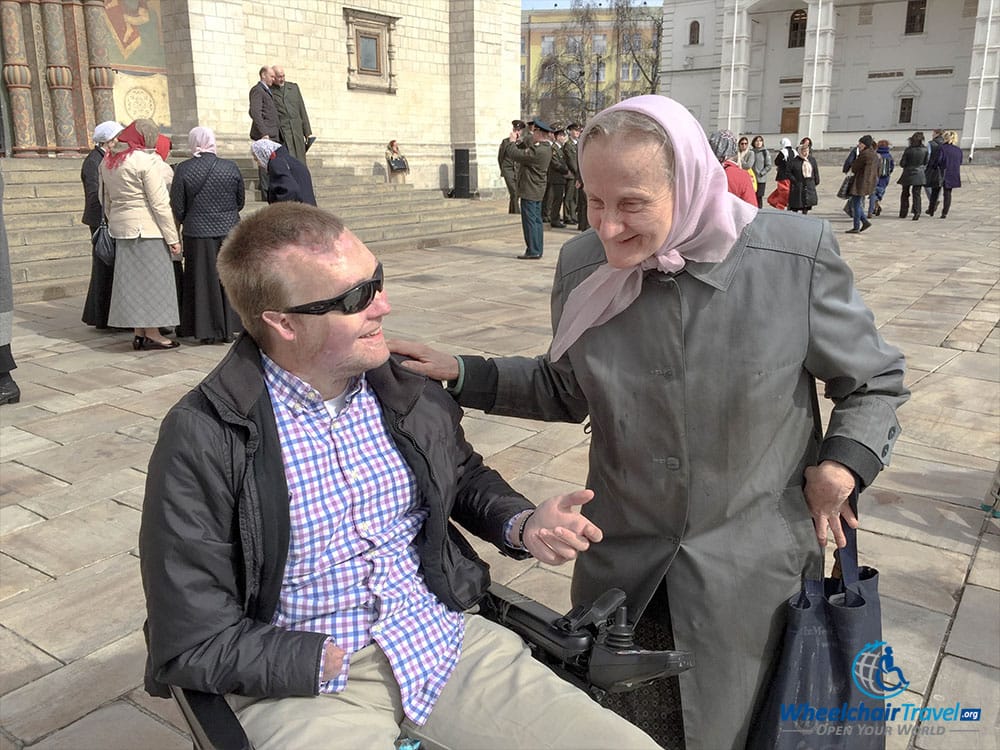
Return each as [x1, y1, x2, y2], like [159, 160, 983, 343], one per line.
[233, 614, 659, 749]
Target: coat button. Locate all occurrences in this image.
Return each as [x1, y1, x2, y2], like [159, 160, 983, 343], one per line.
[881, 445, 889, 458]
[888, 427, 896, 439]
[666, 457, 681, 470]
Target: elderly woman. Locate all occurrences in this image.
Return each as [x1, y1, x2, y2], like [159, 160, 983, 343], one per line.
[708, 130, 756, 206]
[786, 140, 820, 214]
[251, 138, 316, 206]
[171, 127, 246, 344]
[389, 95, 909, 749]
[81, 120, 124, 329]
[100, 119, 181, 350]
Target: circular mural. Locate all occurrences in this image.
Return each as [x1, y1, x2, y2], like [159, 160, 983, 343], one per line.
[124, 87, 156, 120]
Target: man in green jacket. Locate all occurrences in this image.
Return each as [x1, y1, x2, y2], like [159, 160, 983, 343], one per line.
[271, 65, 313, 163]
[504, 117, 553, 259]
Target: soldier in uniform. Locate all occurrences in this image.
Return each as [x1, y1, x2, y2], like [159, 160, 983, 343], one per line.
[503, 117, 553, 259]
[499, 120, 525, 215]
[562, 122, 582, 226]
[546, 125, 571, 228]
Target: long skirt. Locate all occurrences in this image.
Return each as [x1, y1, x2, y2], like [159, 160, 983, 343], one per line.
[107, 237, 179, 329]
[81, 231, 115, 328]
[178, 235, 242, 341]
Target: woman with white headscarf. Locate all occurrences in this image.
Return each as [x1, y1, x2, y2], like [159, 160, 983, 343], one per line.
[81, 120, 124, 329]
[251, 138, 316, 205]
[767, 137, 796, 209]
[170, 127, 246, 343]
[389, 95, 909, 749]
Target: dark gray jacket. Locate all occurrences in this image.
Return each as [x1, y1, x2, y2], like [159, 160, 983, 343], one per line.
[81, 147, 104, 228]
[170, 154, 245, 238]
[141, 336, 531, 698]
[456, 209, 908, 750]
[897, 145, 929, 186]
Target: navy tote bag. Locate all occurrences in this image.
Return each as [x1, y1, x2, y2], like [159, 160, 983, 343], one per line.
[747, 491, 887, 750]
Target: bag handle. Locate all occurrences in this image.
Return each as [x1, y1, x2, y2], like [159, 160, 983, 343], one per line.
[833, 488, 861, 588]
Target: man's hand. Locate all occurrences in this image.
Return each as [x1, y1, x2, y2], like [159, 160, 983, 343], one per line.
[321, 641, 346, 681]
[803, 461, 858, 548]
[387, 339, 460, 381]
[523, 490, 602, 565]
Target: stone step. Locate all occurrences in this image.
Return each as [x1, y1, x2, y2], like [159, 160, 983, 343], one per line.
[10, 276, 91, 303]
[2, 189, 434, 217]
[5, 182, 84, 200]
[5, 210, 81, 231]
[10, 254, 92, 284]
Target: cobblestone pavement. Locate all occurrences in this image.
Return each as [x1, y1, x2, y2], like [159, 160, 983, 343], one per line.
[1, 168, 997, 750]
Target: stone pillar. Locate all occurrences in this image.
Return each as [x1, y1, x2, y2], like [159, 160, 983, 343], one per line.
[798, 0, 836, 150]
[0, 0, 39, 155]
[717, 0, 751, 133]
[40, 0, 77, 149]
[82, 0, 115, 123]
[962, 0, 1000, 156]
[448, 0, 521, 195]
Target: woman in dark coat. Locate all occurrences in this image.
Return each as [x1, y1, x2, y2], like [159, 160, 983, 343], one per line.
[927, 130, 962, 218]
[846, 135, 879, 233]
[81, 121, 124, 328]
[171, 127, 245, 344]
[786, 141, 820, 213]
[251, 138, 316, 206]
[897, 131, 928, 220]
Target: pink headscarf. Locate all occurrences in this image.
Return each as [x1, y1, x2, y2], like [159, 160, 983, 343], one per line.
[549, 95, 758, 361]
[188, 126, 217, 157]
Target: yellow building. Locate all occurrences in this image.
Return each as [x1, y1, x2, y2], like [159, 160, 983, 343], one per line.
[521, 4, 661, 125]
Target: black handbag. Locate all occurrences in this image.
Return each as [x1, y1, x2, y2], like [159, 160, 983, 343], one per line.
[836, 173, 854, 200]
[388, 155, 408, 173]
[747, 491, 888, 750]
[92, 220, 115, 266]
[924, 165, 943, 188]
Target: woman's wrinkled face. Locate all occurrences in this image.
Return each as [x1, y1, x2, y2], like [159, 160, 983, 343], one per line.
[580, 136, 674, 269]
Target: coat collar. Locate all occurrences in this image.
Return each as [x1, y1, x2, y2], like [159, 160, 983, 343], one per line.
[676, 219, 753, 292]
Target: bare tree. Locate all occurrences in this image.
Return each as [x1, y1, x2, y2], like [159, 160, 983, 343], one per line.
[526, 1, 663, 123]
[613, 0, 663, 97]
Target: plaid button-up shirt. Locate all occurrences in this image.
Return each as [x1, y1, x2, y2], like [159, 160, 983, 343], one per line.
[263, 356, 464, 725]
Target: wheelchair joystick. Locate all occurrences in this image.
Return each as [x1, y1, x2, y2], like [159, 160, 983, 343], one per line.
[602, 606, 635, 650]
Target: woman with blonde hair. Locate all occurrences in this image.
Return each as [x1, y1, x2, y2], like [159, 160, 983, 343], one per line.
[385, 140, 410, 184]
[99, 119, 181, 350]
[927, 130, 962, 218]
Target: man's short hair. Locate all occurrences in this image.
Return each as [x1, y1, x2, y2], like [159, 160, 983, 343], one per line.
[259, 66, 270, 78]
[218, 203, 346, 343]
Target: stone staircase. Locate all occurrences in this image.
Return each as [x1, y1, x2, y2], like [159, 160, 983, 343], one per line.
[1, 156, 518, 304]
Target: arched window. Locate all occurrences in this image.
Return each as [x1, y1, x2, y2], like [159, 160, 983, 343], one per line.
[689, 21, 701, 46]
[788, 9, 807, 48]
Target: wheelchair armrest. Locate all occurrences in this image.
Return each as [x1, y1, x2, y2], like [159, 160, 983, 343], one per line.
[169, 685, 253, 750]
[479, 582, 594, 663]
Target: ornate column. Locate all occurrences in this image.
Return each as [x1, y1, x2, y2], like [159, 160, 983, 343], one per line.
[40, 0, 77, 149]
[798, 0, 836, 150]
[1, 1, 38, 155]
[82, 0, 114, 123]
[717, 0, 751, 133]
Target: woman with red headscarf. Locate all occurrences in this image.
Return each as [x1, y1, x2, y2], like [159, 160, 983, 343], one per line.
[100, 118, 182, 349]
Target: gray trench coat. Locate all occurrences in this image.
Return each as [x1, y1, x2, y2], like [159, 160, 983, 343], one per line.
[462, 210, 908, 749]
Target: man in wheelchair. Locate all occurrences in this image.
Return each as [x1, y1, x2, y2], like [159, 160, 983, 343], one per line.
[139, 203, 662, 749]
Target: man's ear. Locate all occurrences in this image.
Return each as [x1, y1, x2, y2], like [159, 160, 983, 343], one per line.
[261, 310, 296, 343]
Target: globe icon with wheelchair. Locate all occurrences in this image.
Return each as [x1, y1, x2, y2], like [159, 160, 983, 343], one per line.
[852, 641, 909, 700]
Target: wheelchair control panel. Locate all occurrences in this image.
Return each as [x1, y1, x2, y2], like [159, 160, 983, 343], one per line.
[479, 582, 694, 698]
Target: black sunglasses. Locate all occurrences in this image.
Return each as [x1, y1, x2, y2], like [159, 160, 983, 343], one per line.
[283, 263, 384, 316]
